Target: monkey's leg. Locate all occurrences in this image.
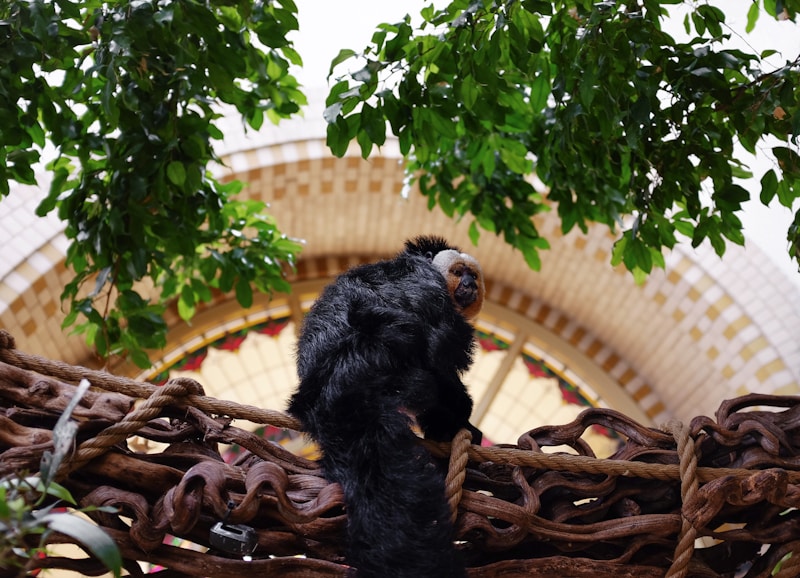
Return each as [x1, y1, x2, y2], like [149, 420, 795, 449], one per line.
[317, 408, 467, 578]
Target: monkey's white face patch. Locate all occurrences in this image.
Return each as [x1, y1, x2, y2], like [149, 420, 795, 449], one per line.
[431, 250, 485, 320]
[431, 249, 460, 268]
[431, 250, 483, 278]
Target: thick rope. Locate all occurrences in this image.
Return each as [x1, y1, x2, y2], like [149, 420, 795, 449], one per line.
[444, 428, 472, 525]
[3, 330, 800, 486]
[57, 377, 198, 476]
[428, 442, 800, 483]
[664, 420, 699, 578]
[0, 330, 300, 430]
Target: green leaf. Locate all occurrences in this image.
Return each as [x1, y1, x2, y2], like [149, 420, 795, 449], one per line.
[235, 277, 253, 308]
[529, 72, 550, 111]
[42, 513, 122, 578]
[468, 220, 481, 246]
[177, 284, 196, 322]
[40, 480, 77, 505]
[40, 379, 90, 488]
[518, 235, 544, 271]
[154, 6, 174, 25]
[746, 0, 760, 32]
[631, 266, 648, 285]
[696, 5, 724, 37]
[166, 161, 186, 186]
[650, 247, 666, 270]
[191, 277, 213, 303]
[129, 348, 152, 369]
[520, 245, 542, 271]
[611, 236, 627, 267]
[760, 169, 779, 205]
[361, 103, 386, 147]
[327, 116, 351, 157]
[460, 74, 479, 110]
[625, 235, 652, 273]
[36, 168, 70, 216]
[281, 45, 303, 66]
[356, 125, 373, 157]
[776, 179, 796, 209]
[329, 48, 357, 76]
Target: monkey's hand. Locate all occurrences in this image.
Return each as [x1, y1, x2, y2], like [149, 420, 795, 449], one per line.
[417, 405, 483, 445]
[466, 421, 483, 445]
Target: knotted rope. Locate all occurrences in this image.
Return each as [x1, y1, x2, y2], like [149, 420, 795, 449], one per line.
[56, 377, 201, 476]
[664, 419, 700, 578]
[445, 428, 472, 525]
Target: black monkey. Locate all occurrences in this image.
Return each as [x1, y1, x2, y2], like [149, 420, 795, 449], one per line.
[288, 236, 485, 578]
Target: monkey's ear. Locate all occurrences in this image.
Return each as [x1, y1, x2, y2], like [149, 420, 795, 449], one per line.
[404, 235, 455, 259]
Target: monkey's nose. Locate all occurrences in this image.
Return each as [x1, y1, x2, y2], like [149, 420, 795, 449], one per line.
[454, 277, 477, 310]
[461, 272, 477, 290]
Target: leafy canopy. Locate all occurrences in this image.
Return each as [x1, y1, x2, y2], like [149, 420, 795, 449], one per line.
[325, 0, 800, 281]
[1, 0, 304, 367]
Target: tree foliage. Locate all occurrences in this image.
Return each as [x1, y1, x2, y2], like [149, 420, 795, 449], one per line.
[1, 0, 304, 367]
[325, 0, 800, 281]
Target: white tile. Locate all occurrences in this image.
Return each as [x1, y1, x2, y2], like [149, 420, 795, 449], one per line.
[26, 251, 54, 274]
[3, 271, 31, 293]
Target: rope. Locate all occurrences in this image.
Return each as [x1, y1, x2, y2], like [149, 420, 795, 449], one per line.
[57, 377, 198, 476]
[444, 428, 472, 525]
[0, 331, 16, 350]
[664, 420, 699, 578]
[0, 330, 301, 431]
[422, 441, 800, 484]
[3, 329, 800, 487]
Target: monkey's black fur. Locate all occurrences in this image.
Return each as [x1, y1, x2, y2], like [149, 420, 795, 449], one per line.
[288, 236, 483, 578]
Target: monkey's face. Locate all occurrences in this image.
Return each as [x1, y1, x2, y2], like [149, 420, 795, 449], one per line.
[431, 250, 485, 321]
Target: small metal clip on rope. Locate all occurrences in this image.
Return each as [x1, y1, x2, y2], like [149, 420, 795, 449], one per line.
[209, 500, 258, 558]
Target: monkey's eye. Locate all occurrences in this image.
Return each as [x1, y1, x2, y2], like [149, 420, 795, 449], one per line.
[452, 267, 463, 277]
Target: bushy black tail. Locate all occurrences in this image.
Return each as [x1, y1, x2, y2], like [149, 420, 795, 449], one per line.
[318, 408, 466, 578]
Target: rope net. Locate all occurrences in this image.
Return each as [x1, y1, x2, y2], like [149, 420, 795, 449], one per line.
[0, 329, 798, 577]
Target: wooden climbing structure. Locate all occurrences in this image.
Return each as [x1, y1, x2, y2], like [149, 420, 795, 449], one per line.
[0, 329, 798, 577]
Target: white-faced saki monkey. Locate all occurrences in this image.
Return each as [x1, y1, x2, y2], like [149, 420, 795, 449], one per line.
[288, 235, 485, 577]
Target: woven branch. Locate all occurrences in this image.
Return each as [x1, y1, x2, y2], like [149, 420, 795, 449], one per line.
[0, 331, 798, 578]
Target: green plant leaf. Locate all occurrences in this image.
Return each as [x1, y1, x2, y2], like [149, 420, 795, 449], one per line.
[177, 284, 196, 322]
[327, 116, 351, 157]
[235, 276, 254, 308]
[329, 48, 357, 76]
[41, 513, 122, 578]
[760, 169, 779, 205]
[40, 379, 90, 488]
[166, 161, 186, 186]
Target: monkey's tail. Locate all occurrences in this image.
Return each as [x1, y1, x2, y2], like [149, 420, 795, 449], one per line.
[318, 408, 466, 578]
